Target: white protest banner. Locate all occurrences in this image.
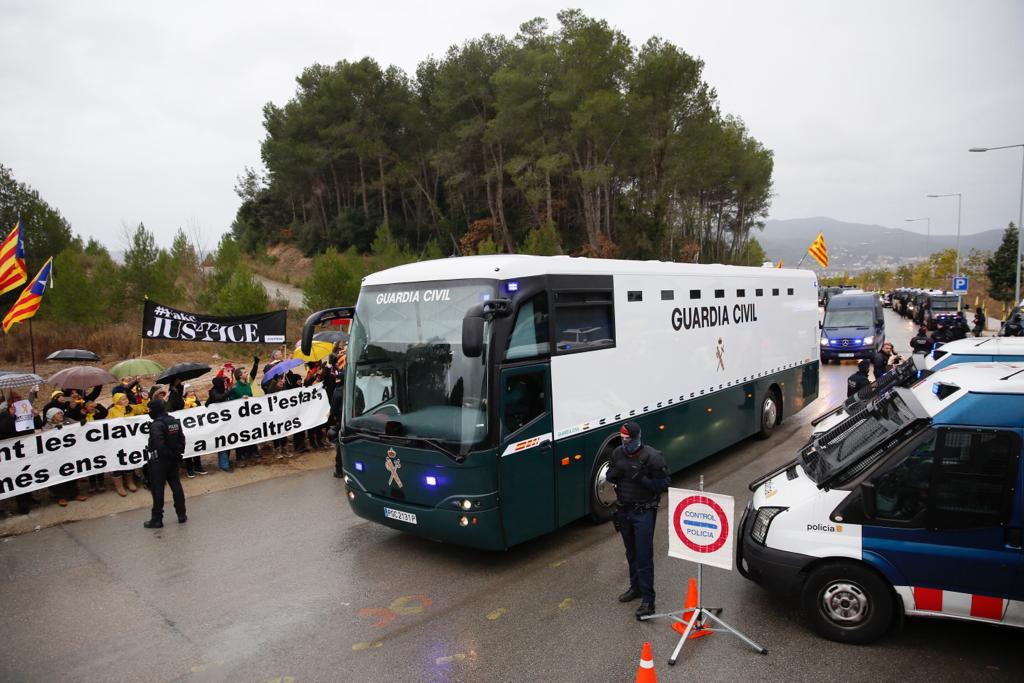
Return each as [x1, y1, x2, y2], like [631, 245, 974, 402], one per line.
[0, 385, 329, 500]
[667, 487, 735, 571]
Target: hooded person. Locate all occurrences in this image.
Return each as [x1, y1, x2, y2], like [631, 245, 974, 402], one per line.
[847, 359, 872, 398]
[143, 398, 188, 529]
[605, 421, 669, 620]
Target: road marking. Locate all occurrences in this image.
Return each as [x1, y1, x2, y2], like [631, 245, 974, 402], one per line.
[559, 598, 573, 610]
[352, 641, 383, 651]
[486, 608, 507, 620]
[436, 653, 466, 665]
[389, 594, 432, 615]
[548, 559, 566, 568]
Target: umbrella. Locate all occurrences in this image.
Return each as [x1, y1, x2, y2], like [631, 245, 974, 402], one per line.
[0, 373, 44, 390]
[47, 366, 118, 390]
[156, 362, 211, 385]
[110, 358, 165, 379]
[262, 357, 304, 384]
[293, 340, 333, 363]
[313, 330, 348, 344]
[46, 349, 101, 362]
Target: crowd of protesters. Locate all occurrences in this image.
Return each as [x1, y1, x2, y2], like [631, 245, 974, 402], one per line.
[1, 342, 347, 517]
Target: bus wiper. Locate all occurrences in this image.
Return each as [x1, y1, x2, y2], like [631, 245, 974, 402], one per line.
[410, 437, 466, 464]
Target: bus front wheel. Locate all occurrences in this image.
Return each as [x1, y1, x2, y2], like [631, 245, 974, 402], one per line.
[588, 451, 618, 523]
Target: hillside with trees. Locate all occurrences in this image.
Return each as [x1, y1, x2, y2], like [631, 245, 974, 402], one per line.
[231, 10, 774, 265]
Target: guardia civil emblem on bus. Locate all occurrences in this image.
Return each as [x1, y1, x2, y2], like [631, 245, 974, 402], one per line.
[302, 255, 819, 550]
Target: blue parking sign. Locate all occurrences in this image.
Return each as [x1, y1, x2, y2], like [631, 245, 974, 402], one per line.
[952, 276, 968, 294]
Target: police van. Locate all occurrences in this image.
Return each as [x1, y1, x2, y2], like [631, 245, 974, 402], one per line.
[925, 337, 1024, 373]
[738, 362, 1024, 643]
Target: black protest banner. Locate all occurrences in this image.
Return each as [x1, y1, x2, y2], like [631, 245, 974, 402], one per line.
[142, 300, 287, 344]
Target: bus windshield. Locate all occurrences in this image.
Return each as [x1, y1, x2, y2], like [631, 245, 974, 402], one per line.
[344, 280, 496, 453]
[823, 309, 873, 328]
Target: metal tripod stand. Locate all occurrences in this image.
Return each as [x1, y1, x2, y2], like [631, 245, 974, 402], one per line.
[640, 476, 768, 665]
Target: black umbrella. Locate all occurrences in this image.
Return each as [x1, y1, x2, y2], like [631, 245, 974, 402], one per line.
[313, 330, 348, 343]
[47, 349, 101, 362]
[156, 362, 211, 385]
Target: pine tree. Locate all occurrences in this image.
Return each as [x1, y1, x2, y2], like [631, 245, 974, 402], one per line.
[986, 222, 1019, 305]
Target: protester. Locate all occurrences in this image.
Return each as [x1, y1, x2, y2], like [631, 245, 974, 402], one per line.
[0, 399, 40, 514]
[43, 409, 88, 506]
[606, 422, 669, 620]
[262, 374, 291, 457]
[228, 357, 260, 465]
[106, 392, 148, 497]
[303, 361, 326, 449]
[206, 375, 234, 471]
[871, 341, 898, 381]
[144, 399, 187, 529]
[182, 386, 199, 408]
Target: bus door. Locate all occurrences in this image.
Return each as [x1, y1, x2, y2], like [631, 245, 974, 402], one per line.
[498, 363, 554, 546]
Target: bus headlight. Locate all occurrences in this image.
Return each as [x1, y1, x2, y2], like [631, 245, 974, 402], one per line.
[461, 499, 473, 510]
[751, 506, 786, 545]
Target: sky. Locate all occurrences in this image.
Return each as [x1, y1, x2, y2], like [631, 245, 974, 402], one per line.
[1, 0, 1022, 250]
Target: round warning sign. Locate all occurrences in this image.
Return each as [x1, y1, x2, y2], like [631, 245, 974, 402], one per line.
[673, 495, 730, 553]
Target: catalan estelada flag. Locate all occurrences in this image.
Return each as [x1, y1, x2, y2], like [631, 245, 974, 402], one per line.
[775, 259, 783, 268]
[3, 257, 52, 333]
[0, 219, 28, 295]
[807, 232, 829, 268]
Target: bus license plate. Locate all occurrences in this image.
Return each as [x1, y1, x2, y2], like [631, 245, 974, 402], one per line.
[839, 353, 854, 358]
[384, 507, 417, 525]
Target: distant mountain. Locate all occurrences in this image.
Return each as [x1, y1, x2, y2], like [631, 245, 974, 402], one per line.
[757, 217, 1003, 272]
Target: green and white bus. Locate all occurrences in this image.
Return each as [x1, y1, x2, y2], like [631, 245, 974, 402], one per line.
[302, 255, 819, 550]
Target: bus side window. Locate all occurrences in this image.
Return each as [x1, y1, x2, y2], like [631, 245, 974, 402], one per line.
[506, 294, 550, 361]
[552, 290, 615, 353]
[502, 371, 546, 437]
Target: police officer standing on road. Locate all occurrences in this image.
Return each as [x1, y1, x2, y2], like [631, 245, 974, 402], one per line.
[847, 359, 872, 397]
[144, 399, 188, 529]
[606, 421, 669, 620]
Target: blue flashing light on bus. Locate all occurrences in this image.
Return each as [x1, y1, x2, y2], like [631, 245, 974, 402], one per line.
[354, 461, 365, 472]
[424, 475, 437, 487]
[506, 280, 519, 293]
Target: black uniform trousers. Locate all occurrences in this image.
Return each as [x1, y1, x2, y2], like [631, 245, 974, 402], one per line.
[619, 506, 658, 604]
[148, 454, 186, 522]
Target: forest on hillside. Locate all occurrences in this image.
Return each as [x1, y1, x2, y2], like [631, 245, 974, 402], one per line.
[231, 10, 774, 265]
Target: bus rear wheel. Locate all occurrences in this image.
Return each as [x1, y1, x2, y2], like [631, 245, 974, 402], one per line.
[589, 450, 617, 523]
[757, 389, 780, 439]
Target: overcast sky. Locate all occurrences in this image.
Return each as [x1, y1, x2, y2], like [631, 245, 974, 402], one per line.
[1, 0, 1022, 250]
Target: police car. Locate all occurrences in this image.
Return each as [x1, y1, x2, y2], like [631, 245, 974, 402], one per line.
[738, 362, 1024, 643]
[925, 336, 1024, 372]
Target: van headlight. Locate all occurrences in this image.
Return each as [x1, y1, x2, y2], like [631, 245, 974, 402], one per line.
[820, 337, 829, 347]
[862, 335, 874, 345]
[751, 506, 786, 545]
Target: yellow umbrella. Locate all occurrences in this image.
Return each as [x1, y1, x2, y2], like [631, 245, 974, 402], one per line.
[293, 340, 333, 363]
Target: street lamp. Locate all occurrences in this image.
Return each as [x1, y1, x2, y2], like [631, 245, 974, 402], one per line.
[905, 217, 930, 256]
[926, 192, 963, 283]
[969, 144, 1024, 304]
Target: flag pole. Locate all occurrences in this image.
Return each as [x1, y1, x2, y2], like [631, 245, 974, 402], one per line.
[796, 253, 807, 269]
[28, 319, 36, 374]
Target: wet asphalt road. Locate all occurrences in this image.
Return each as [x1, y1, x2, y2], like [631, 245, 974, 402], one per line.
[2, 309, 1021, 683]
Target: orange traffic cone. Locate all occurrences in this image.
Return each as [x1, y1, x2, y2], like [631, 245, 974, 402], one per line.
[672, 576, 712, 639]
[635, 641, 657, 683]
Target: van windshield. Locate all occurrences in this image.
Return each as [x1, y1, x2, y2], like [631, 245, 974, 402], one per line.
[823, 309, 874, 329]
[930, 297, 959, 311]
[800, 388, 930, 488]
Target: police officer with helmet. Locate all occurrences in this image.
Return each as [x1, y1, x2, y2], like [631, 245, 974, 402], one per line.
[606, 421, 669, 620]
[144, 399, 188, 529]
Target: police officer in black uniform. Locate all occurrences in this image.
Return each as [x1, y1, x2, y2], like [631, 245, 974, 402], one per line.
[606, 421, 669, 620]
[144, 399, 187, 529]
[847, 359, 872, 398]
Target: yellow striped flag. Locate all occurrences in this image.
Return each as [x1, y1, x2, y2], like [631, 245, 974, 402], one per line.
[775, 259, 783, 268]
[0, 219, 28, 295]
[807, 232, 829, 268]
[2, 257, 52, 333]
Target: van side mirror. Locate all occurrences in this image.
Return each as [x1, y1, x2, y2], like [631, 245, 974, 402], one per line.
[859, 481, 877, 520]
[818, 320, 823, 329]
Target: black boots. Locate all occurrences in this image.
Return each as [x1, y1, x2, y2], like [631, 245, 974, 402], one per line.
[635, 602, 656, 620]
[618, 586, 641, 602]
[143, 519, 163, 529]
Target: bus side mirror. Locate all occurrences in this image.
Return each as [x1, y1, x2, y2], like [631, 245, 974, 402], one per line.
[859, 481, 877, 520]
[462, 316, 485, 358]
[301, 306, 355, 355]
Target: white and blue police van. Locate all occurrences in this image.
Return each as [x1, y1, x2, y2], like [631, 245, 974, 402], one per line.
[738, 362, 1024, 643]
[925, 337, 1024, 373]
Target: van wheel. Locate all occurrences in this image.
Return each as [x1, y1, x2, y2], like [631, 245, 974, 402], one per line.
[800, 562, 893, 644]
[757, 390, 780, 439]
[588, 449, 617, 523]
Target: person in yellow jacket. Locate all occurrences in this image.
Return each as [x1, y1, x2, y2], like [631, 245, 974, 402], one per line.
[106, 392, 149, 496]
